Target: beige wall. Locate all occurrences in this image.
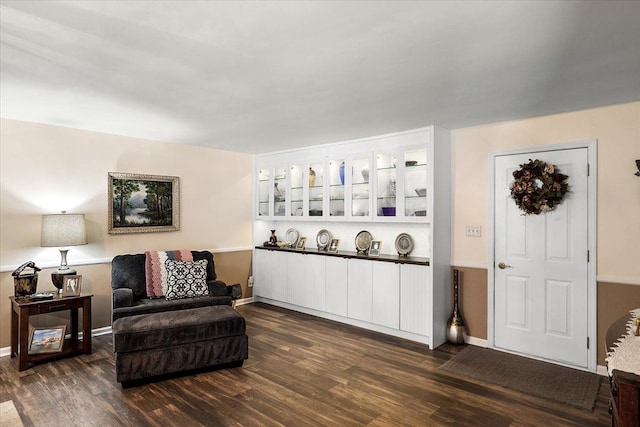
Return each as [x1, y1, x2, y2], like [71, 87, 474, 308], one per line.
[452, 101, 640, 282]
[0, 119, 254, 348]
[450, 101, 640, 365]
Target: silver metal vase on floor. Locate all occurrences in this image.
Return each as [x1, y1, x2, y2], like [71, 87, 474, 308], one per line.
[446, 269, 466, 344]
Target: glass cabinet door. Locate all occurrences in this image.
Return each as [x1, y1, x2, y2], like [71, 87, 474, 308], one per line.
[290, 164, 304, 217]
[376, 153, 397, 217]
[273, 167, 287, 217]
[328, 160, 345, 217]
[351, 157, 370, 217]
[308, 162, 324, 217]
[257, 168, 271, 217]
[404, 149, 428, 217]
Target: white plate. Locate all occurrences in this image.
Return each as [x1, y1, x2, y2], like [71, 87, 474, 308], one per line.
[285, 228, 299, 247]
[395, 233, 414, 256]
[355, 230, 373, 252]
[316, 229, 332, 249]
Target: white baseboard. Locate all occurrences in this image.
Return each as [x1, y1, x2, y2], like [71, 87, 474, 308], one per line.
[465, 336, 488, 347]
[234, 297, 254, 307]
[0, 326, 113, 358]
[596, 365, 609, 377]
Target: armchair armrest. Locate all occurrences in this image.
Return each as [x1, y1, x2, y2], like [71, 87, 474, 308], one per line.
[207, 280, 242, 300]
[113, 288, 134, 309]
[208, 280, 230, 297]
[228, 283, 242, 300]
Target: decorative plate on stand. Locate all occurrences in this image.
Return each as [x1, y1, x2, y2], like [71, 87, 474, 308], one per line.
[395, 233, 414, 256]
[355, 230, 373, 254]
[285, 228, 299, 247]
[316, 229, 332, 251]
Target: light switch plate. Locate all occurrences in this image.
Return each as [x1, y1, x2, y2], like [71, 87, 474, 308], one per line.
[465, 225, 481, 237]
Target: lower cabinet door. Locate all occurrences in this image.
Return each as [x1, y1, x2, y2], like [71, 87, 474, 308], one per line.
[306, 255, 326, 311]
[400, 264, 430, 335]
[372, 262, 400, 329]
[325, 257, 348, 316]
[254, 250, 272, 299]
[271, 251, 289, 302]
[287, 252, 306, 306]
[347, 258, 373, 322]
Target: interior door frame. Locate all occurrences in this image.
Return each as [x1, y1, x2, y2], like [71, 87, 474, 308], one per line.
[487, 140, 598, 371]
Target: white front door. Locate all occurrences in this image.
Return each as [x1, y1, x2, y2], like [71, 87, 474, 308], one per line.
[494, 148, 589, 367]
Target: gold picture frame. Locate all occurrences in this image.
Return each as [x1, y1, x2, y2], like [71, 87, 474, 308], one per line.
[62, 275, 82, 297]
[28, 325, 66, 355]
[296, 237, 307, 250]
[369, 240, 381, 257]
[108, 172, 180, 234]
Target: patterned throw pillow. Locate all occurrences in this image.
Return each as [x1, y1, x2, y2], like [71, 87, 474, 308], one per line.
[145, 249, 194, 298]
[165, 259, 209, 300]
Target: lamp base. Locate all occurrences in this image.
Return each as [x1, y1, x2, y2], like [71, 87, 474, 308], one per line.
[52, 268, 76, 293]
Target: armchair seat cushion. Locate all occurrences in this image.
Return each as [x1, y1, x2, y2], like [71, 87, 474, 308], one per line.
[112, 294, 231, 321]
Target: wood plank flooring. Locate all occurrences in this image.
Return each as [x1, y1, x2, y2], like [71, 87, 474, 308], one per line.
[0, 302, 611, 426]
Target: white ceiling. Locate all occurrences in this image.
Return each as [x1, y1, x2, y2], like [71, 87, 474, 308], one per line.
[1, 1, 639, 154]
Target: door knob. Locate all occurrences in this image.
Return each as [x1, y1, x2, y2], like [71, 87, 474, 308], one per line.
[498, 262, 512, 269]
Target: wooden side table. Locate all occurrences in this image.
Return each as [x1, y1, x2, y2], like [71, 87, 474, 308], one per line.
[9, 294, 93, 371]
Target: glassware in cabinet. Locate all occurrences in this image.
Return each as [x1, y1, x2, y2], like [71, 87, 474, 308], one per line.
[328, 160, 345, 217]
[351, 157, 370, 217]
[376, 153, 397, 218]
[403, 149, 428, 218]
[273, 167, 287, 217]
[308, 161, 324, 217]
[257, 168, 271, 217]
[290, 164, 304, 217]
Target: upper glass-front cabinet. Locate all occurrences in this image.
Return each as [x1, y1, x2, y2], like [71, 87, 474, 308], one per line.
[351, 157, 370, 218]
[255, 129, 433, 222]
[273, 167, 287, 217]
[374, 146, 429, 221]
[308, 162, 324, 217]
[290, 164, 304, 217]
[375, 153, 398, 218]
[328, 160, 345, 218]
[257, 169, 271, 217]
[404, 149, 428, 218]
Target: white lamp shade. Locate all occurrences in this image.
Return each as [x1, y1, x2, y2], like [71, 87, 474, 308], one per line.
[41, 213, 88, 247]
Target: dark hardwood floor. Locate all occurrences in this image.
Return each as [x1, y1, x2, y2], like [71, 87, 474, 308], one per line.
[1, 302, 611, 426]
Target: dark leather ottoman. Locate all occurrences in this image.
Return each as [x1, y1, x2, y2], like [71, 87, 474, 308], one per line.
[112, 305, 248, 383]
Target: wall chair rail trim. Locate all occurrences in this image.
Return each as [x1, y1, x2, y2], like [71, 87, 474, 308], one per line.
[0, 246, 253, 273]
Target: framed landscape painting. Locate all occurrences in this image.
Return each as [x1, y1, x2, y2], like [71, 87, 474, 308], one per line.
[108, 172, 180, 234]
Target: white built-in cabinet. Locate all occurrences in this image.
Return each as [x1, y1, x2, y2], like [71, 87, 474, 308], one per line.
[253, 126, 451, 349]
[255, 131, 432, 222]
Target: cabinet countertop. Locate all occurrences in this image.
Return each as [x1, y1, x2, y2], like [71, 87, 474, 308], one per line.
[255, 245, 429, 266]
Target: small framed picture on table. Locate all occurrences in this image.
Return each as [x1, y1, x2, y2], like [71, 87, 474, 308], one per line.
[28, 326, 66, 354]
[328, 238, 340, 253]
[62, 275, 82, 297]
[296, 237, 307, 250]
[369, 240, 381, 257]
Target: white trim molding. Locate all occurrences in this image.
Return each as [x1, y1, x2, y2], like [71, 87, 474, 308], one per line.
[0, 247, 254, 273]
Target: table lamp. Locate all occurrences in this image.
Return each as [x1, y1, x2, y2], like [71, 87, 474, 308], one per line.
[41, 211, 87, 292]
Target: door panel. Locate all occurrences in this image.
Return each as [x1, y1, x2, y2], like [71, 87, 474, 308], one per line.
[494, 148, 589, 367]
